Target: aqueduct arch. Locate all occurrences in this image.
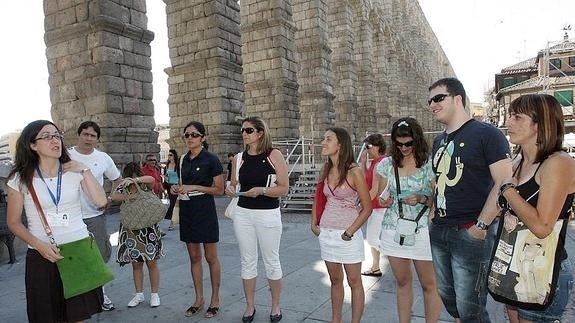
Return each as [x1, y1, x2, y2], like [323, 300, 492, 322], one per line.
[43, 0, 454, 162]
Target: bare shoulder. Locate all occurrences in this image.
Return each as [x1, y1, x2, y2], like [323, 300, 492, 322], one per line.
[269, 148, 284, 159]
[541, 151, 575, 176]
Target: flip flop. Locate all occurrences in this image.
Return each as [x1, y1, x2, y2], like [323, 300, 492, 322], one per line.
[205, 306, 220, 318]
[185, 305, 203, 317]
[361, 268, 383, 277]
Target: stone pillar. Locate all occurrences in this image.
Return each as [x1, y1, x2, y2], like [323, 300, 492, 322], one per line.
[44, 0, 158, 164]
[164, 0, 244, 158]
[352, 0, 376, 138]
[293, 0, 334, 140]
[328, 0, 359, 140]
[373, 29, 392, 133]
[241, 0, 300, 140]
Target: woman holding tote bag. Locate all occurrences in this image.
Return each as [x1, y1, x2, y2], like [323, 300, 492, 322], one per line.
[6, 120, 108, 323]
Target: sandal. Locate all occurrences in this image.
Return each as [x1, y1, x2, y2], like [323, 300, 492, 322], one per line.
[361, 268, 383, 277]
[185, 305, 204, 317]
[205, 306, 220, 318]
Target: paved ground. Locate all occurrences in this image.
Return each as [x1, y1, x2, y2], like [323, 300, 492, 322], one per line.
[1, 197, 574, 322]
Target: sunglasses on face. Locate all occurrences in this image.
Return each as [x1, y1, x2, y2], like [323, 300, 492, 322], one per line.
[241, 127, 256, 134]
[168, 154, 173, 156]
[183, 132, 203, 139]
[395, 141, 414, 148]
[147, 159, 157, 162]
[34, 133, 64, 142]
[427, 93, 451, 105]
[365, 143, 374, 149]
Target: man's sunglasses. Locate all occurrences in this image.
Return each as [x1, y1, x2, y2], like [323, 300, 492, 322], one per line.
[427, 93, 451, 105]
[395, 141, 414, 148]
[147, 159, 157, 162]
[365, 143, 374, 149]
[241, 127, 256, 134]
[183, 132, 203, 139]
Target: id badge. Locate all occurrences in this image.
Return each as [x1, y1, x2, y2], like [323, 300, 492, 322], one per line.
[46, 212, 70, 227]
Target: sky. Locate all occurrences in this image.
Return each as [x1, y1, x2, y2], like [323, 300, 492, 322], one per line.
[0, 0, 573, 134]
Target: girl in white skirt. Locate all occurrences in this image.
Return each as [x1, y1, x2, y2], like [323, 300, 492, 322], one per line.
[311, 127, 373, 323]
[375, 117, 442, 323]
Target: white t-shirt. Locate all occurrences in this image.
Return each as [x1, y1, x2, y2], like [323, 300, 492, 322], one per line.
[7, 172, 90, 247]
[68, 147, 121, 219]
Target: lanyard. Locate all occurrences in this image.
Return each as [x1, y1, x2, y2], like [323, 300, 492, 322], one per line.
[35, 163, 63, 211]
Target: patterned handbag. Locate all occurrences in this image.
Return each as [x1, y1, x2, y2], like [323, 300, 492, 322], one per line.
[120, 183, 167, 230]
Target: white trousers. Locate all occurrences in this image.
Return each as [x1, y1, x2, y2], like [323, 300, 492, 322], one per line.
[232, 206, 283, 280]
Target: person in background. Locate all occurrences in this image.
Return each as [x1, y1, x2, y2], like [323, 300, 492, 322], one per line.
[311, 127, 372, 323]
[226, 116, 289, 322]
[226, 152, 235, 188]
[359, 133, 387, 277]
[111, 162, 164, 308]
[163, 149, 180, 230]
[142, 154, 163, 198]
[68, 120, 122, 311]
[172, 121, 224, 319]
[375, 117, 441, 323]
[499, 94, 574, 322]
[428, 77, 512, 322]
[7, 120, 108, 322]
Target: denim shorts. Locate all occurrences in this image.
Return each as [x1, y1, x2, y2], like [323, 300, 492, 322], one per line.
[517, 258, 574, 322]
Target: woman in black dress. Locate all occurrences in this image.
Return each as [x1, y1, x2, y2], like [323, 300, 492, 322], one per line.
[171, 121, 224, 319]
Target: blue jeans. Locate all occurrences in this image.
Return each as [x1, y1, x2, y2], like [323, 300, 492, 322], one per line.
[517, 258, 574, 322]
[429, 222, 492, 322]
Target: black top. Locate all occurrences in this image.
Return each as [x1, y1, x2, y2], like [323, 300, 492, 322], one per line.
[238, 149, 279, 209]
[181, 149, 223, 187]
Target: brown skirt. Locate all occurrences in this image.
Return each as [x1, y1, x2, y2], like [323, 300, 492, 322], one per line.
[25, 248, 103, 323]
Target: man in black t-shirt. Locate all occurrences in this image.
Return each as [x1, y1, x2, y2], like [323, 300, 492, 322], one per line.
[428, 78, 512, 322]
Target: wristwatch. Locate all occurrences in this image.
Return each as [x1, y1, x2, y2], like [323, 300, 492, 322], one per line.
[80, 168, 90, 174]
[475, 220, 489, 230]
[342, 231, 353, 239]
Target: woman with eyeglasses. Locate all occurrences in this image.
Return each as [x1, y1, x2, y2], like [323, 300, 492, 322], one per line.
[359, 134, 388, 277]
[171, 121, 224, 319]
[375, 117, 441, 323]
[6, 120, 108, 322]
[163, 149, 179, 230]
[311, 127, 372, 323]
[225, 116, 289, 322]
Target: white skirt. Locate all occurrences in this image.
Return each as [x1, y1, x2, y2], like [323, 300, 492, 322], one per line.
[319, 228, 364, 264]
[365, 208, 386, 248]
[379, 227, 432, 261]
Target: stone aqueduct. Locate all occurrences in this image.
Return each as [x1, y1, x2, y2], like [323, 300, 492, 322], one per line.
[44, 0, 454, 163]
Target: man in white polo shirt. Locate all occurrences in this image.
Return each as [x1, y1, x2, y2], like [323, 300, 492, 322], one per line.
[69, 121, 122, 311]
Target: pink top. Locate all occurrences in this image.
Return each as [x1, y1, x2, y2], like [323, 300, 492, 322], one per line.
[320, 178, 359, 230]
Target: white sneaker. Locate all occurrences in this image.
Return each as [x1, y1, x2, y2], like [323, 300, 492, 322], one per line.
[102, 294, 115, 311]
[128, 293, 145, 308]
[150, 293, 161, 307]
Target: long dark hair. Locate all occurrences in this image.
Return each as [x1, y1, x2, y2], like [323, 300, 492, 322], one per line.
[9, 120, 71, 189]
[165, 149, 179, 175]
[389, 117, 428, 168]
[320, 127, 355, 188]
[184, 121, 209, 150]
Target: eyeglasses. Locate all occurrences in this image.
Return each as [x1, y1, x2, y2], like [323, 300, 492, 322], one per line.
[183, 132, 203, 139]
[395, 141, 414, 148]
[34, 133, 64, 142]
[427, 93, 451, 105]
[241, 127, 256, 134]
[147, 159, 157, 162]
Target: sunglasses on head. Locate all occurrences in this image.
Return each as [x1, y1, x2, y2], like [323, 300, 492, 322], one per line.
[241, 127, 256, 134]
[395, 141, 414, 148]
[427, 93, 451, 105]
[183, 132, 203, 139]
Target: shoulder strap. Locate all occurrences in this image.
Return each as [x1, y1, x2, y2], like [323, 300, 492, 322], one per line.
[178, 153, 185, 185]
[266, 149, 277, 171]
[28, 184, 57, 246]
[394, 165, 404, 218]
[235, 152, 243, 181]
